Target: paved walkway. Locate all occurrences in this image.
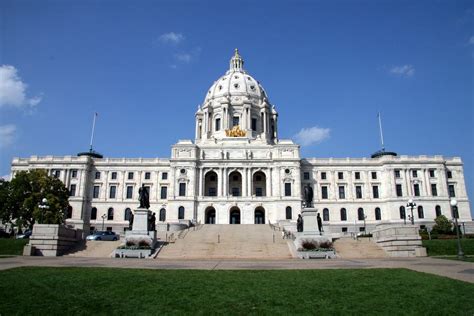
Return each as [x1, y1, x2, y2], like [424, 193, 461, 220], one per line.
[0, 256, 472, 283]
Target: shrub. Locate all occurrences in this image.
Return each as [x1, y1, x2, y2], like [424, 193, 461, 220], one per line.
[301, 239, 318, 250]
[432, 215, 453, 235]
[319, 241, 333, 249]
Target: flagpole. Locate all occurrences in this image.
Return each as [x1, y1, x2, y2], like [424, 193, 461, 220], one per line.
[89, 112, 98, 152]
[378, 111, 385, 152]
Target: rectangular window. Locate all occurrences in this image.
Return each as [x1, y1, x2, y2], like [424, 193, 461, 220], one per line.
[69, 184, 76, 197]
[321, 172, 326, 180]
[111, 172, 117, 180]
[215, 118, 221, 131]
[93, 186, 100, 198]
[145, 172, 151, 180]
[95, 171, 101, 180]
[447, 171, 452, 178]
[162, 172, 168, 180]
[284, 183, 292, 197]
[429, 169, 435, 178]
[413, 184, 420, 197]
[431, 184, 438, 197]
[338, 172, 343, 180]
[321, 186, 328, 199]
[394, 170, 401, 178]
[303, 172, 310, 180]
[161, 186, 167, 199]
[396, 184, 403, 197]
[128, 172, 134, 180]
[412, 170, 418, 178]
[71, 170, 77, 178]
[232, 116, 239, 127]
[341, 227, 348, 233]
[355, 172, 360, 180]
[53, 170, 60, 178]
[179, 183, 186, 196]
[251, 118, 257, 131]
[371, 172, 377, 180]
[372, 186, 379, 199]
[126, 186, 133, 199]
[232, 187, 240, 196]
[355, 186, 362, 199]
[255, 187, 263, 197]
[448, 184, 456, 198]
[338, 186, 345, 199]
[109, 186, 116, 199]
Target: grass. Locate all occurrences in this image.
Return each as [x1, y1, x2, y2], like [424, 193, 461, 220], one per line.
[422, 239, 474, 256]
[0, 268, 473, 315]
[0, 239, 28, 255]
[434, 256, 474, 262]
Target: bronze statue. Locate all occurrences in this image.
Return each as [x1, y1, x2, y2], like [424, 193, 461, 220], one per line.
[297, 214, 304, 232]
[138, 184, 150, 209]
[304, 185, 314, 208]
[317, 213, 323, 235]
[150, 212, 156, 231]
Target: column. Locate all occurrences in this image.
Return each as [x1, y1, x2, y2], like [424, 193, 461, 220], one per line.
[218, 168, 223, 197]
[248, 168, 252, 196]
[223, 168, 227, 197]
[242, 168, 247, 197]
[266, 168, 272, 197]
[199, 168, 203, 196]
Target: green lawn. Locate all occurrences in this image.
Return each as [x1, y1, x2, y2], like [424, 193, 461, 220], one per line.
[422, 239, 474, 256]
[0, 268, 473, 315]
[0, 239, 28, 255]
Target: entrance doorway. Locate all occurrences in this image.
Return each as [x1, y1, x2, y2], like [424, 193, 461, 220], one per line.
[254, 207, 265, 224]
[229, 207, 241, 224]
[205, 207, 216, 224]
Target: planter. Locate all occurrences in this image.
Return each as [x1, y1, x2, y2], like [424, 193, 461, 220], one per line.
[297, 249, 336, 259]
[114, 248, 153, 259]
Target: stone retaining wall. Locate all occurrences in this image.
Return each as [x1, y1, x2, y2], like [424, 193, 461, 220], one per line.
[372, 225, 426, 257]
[23, 224, 83, 257]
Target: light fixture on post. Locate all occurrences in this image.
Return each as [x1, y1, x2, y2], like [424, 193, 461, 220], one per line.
[450, 198, 465, 259]
[407, 199, 416, 225]
[38, 198, 49, 224]
[101, 213, 107, 231]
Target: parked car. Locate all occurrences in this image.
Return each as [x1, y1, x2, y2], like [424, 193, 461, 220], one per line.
[86, 231, 119, 241]
[16, 230, 32, 239]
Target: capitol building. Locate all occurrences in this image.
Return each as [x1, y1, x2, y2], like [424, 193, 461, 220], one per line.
[11, 50, 473, 236]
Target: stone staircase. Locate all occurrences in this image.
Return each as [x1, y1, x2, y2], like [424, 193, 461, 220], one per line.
[158, 224, 292, 259]
[333, 237, 387, 259]
[65, 240, 122, 258]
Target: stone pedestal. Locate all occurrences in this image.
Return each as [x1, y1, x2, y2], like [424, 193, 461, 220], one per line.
[294, 208, 333, 257]
[302, 208, 319, 233]
[124, 209, 157, 244]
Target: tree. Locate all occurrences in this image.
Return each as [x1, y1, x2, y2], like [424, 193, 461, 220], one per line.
[431, 215, 453, 235]
[0, 170, 70, 231]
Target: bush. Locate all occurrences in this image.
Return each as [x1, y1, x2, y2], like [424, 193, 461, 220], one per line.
[301, 239, 318, 250]
[319, 241, 333, 249]
[432, 215, 453, 235]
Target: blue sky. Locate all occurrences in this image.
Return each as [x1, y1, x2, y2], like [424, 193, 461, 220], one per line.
[1, 0, 473, 214]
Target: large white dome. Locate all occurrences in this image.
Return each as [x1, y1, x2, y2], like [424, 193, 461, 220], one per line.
[204, 49, 268, 103]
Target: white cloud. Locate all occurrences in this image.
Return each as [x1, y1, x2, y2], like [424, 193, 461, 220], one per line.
[174, 53, 192, 63]
[0, 124, 16, 148]
[469, 36, 474, 45]
[293, 126, 330, 146]
[389, 65, 415, 77]
[0, 65, 42, 109]
[1, 174, 11, 181]
[159, 32, 185, 44]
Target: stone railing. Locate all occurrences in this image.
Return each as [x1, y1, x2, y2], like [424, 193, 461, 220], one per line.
[23, 224, 83, 257]
[372, 225, 426, 257]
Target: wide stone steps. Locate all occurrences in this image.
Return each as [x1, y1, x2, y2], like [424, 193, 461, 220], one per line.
[65, 240, 122, 258]
[158, 224, 292, 259]
[333, 237, 387, 259]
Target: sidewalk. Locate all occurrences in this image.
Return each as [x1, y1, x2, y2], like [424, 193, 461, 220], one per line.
[0, 256, 472, 283]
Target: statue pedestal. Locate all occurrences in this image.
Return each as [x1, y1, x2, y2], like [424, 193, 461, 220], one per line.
[302, 208, 319, 233]
[125, 209, 156, 243]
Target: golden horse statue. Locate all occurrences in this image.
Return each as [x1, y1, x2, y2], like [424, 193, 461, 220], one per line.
[225, 125, 246, 137]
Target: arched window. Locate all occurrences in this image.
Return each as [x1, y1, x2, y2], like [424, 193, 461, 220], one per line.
[323, 208, 329, 221]
[178, 206, 185, 220]
[286, 206, 292, 220]
[358, 208, 365, 221]
[400, 206, 406, 220]
[159, 208, 166, 222]
[107, 207, 114, 220]
[417, 206, 424, 219]
[91, 207, 97, 220]
[124, 208, 132, 221]
[66, 206, 73, 219]
[375, 207, 381, 221]
[435, 205, 442, 217]
[340, 208, 347, 221]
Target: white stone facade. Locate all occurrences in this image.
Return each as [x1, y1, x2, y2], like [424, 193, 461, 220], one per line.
[10, 50, 473, 236]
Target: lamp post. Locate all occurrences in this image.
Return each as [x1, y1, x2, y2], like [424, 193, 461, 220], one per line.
[450, 199, 465, 259]
[101, 214, 107, 231]
[38, 198, 49, 224]
[407, 199, 416, 225]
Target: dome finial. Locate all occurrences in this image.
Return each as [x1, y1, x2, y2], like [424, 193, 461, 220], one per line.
[230, 48, 244, 71]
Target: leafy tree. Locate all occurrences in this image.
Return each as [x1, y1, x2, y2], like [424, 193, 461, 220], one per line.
[431, 215, 453, 235]
[0, 170, 70, 231]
